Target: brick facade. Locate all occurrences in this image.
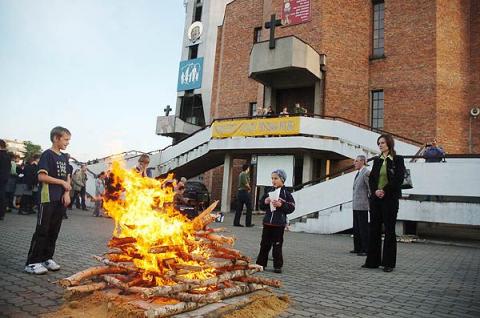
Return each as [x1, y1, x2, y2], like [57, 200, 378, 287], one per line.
[204, 0, 479, 206]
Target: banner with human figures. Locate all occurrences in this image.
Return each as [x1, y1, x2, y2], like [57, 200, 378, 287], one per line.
[211, 117, 301, 138]
[282, 0, 311, 26]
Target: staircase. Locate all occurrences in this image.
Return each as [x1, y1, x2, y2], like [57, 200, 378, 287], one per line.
[289, 158, 480, 234]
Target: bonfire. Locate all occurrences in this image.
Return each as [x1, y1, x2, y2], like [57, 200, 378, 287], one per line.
[58, 161, 280, 317]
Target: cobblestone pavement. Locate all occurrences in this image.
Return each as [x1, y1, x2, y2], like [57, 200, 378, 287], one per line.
[0, 209, 479, 317]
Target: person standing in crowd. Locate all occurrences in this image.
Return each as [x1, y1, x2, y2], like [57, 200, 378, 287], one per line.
[93, 171, 106, 217]
[0, 140, 11, 221]
[135, 154, 150, 177]
[233, 164, 254, 227]
[20, 154, 40, 215]
[266, 106, 275, 116]
[256, 169, 295, 273]
[72, 165, 87, 210]
[423, 139, 445, 162]
[15, 162, 26, 211]
[280, 107, 289, 116]
[363, 134, 405, 273]
[351, 155, 370, 256]
[25, 126, 72, 275]
[5, 153, 17, 212]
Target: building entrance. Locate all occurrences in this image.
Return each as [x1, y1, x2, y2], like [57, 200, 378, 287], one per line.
[275, 86, 315, 114]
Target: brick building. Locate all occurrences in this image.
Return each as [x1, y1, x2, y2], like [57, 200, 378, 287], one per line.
[157, 0, 480, 206]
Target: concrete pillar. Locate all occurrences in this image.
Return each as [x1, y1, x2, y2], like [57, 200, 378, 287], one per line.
[314, 80, 322, 115]
[221, 153, 233, 213]
[264, 86, 273, 108]
[302, 153, 314, 184]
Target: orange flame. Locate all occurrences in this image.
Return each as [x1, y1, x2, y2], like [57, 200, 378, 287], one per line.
[103, 161, 214, 285]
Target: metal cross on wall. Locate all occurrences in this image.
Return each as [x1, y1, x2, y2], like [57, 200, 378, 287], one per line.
[164, 105, 172, 116]
[264, 14, 282, 49]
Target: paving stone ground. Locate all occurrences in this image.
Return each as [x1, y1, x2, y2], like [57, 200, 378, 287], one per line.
[0, 209, 479, 317]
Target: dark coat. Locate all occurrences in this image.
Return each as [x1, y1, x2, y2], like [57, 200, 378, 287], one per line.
[369, 154, 405, 200]
[259, 186, 295, 226]
[23, 163, 38, 188]
[0, 150, 11, 184]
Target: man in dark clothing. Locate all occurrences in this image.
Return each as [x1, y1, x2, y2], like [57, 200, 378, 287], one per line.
[20, 155, 40, 214]
[234, 164, 254, 227]
[0, 140, 12, 220]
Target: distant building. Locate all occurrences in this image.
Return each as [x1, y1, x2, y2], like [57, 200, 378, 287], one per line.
[3, 139, 26, 158]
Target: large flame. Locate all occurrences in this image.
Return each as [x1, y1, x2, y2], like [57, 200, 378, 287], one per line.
[103, 161, 215, 285]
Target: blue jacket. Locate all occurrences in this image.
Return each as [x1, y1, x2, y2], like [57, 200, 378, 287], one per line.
[259, 186, 295, 226]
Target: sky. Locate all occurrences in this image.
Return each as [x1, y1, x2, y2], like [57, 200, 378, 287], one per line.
[0, 0, 186, 161]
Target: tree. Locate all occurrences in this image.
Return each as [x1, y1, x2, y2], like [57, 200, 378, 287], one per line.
[23, 141, 42, 162]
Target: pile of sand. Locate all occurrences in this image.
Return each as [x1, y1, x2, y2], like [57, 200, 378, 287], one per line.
[41, 289, 289, 318]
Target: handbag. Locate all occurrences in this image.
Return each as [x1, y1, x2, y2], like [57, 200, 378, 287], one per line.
[390, 158, 413, 190]
[401, 169, 413, 189]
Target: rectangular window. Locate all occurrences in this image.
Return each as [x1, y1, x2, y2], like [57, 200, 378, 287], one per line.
[193, 1, 203, 22]
[180, 93, 205, 126]
[253, 27, 262, 43]
[188, 44, 198, 59]
[371, 90, 384, 130]
[249, 102, 258, 116]
[373, 1, 384, 57]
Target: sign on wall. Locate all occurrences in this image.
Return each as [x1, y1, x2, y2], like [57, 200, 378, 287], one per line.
[187, 21, 203, 44]
[211, 117, 301, 138]
[256, 155, 294, 187]
[177, 57, 204, 91]
[282, 0, 311, 26]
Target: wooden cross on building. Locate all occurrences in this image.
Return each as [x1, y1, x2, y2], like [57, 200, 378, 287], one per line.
[264, 14, 282, 49]
[164, 105, 172, 116]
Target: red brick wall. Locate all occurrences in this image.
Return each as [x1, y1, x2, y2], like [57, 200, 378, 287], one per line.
[436, 0, 471, 153]
[369, 0, 437, 144]
[469, 0, 480, 153]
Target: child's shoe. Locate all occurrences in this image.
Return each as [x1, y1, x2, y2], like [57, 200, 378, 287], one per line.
[24, 263, 48, 275]
[273, 268, 282, 273]
[43, 259, 61, 271]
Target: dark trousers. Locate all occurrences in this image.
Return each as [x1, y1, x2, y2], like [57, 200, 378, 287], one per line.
[0, 182, 6, 218]
[256, 225, 285, 269]
[6, 191, 14, 209]
[234, 190, 252, 226]
[73, 187, 86, 209]
[365, 198, 399, 268]
[353, 210, 369, 253]
[26, 201, 64, 265]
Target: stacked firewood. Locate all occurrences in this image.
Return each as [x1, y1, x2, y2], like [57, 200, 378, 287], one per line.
[58, 202, 281, 317]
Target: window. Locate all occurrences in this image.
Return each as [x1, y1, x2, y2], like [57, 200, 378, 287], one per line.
[371, 90, 384, 130]
[188, 44, 198, 59]
[193, 1, 202, 22]
[253, 27, 262, 43]
[180, 93, 205, 126]
[373, 1, 384, 57]
[249, 102, 257, 116]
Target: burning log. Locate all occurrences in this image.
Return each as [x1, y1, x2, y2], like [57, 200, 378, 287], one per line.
[59, 164, 280, 317]
[92, 255, 137, 271]
[191, 201, 219, 230]
[234, 276, 282, 288]
[102, 275, 148, 294]
[59, 266, 128, 287]
[194, 227, 226, 236]
[205, 233, 235, 245]
[65, 282, 108, 298]
[108, 237, 137, 248]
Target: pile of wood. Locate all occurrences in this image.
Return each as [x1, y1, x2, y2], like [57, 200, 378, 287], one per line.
[58, 202, 281, 317]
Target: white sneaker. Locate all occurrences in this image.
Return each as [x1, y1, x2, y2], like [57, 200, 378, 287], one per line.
[24, 263, 48, 275]
[43, 259, 61, 271]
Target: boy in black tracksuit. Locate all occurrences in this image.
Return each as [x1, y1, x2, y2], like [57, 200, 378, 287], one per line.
[256, 169, 295, 273]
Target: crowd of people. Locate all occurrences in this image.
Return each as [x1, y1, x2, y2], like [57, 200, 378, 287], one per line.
[255, 102, 308, 117]
[0, 124, 447, 276]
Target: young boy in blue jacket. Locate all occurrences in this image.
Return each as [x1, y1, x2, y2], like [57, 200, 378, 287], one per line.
[256, 169, 295, 273]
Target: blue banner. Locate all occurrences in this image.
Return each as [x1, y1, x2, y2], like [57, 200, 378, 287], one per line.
[177, 57, 203, 91]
